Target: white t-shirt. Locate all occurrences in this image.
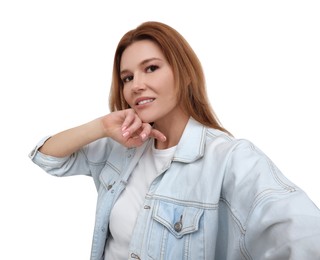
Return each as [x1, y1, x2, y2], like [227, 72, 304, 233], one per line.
[104, 141, 176, 260]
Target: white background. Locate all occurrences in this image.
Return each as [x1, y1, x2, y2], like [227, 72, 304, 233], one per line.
[1, 1, 319, 259]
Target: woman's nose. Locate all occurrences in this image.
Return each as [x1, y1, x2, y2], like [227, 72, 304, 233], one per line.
[132, 75, 146, 92]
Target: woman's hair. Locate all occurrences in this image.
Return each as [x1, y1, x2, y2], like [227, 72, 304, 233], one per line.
[109, 21, 230, 134]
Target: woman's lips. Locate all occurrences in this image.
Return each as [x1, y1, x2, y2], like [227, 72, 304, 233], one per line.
[135, 97, 155, 106]
[137, 98, 155, 105]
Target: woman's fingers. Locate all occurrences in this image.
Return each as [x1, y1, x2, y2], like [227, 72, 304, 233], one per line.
[121, 109, 138, 132]
[121, 111, 143, 138]
[149, 128, 167, 143]
[104, 108, 167, 147]
[122, 122, 166, 147]
[136, 123, 166, 143]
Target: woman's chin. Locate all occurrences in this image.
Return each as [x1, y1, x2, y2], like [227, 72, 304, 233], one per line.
[135, 113, 156, 124]
[141, 118, 154, 124]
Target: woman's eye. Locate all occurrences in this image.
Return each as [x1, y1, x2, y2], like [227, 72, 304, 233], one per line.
[122, 75, 133, 83]
[146, 65, 159, 73]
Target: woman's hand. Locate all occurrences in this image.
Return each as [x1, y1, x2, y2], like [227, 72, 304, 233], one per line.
[101, 109, 166, 147]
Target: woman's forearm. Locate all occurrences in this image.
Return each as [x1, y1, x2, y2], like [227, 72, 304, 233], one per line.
[39, 118, 105, 157]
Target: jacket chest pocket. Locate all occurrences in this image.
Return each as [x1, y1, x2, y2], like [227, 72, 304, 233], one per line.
[147, 200, 204, 259]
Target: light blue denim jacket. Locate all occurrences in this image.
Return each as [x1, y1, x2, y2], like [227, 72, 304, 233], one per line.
[29, 118, 320, 260]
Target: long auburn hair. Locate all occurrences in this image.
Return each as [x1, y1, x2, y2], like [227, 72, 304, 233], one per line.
[109, 21, 230, 134]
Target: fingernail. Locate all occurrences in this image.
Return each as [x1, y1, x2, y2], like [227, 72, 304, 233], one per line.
[122, 126, 127, 132]
[140, 133, 146, 141]
[122, 131, 129, 137]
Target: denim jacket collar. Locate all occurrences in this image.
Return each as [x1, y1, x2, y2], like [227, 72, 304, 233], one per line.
[173, 117, 206, 163]
[124, 117, 206, 180]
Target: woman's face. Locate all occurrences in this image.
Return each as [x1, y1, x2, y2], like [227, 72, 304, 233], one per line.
[121, 40, 183, 124]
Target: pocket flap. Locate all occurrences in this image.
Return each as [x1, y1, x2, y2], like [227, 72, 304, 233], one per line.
[153, 200, 203, 238]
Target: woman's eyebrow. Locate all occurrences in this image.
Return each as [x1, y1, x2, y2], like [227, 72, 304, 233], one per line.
[140, 57, 162, 66]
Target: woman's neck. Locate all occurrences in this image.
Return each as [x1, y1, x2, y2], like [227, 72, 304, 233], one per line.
[153, 112, 189, 149]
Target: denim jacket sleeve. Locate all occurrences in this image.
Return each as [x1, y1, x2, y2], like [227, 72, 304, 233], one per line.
[223, 139, 320, 259]
[28, 136, 117, 189]
[29, 136, 92, 177]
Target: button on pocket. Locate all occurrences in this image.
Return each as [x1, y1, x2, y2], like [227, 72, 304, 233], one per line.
[148, 200, 204, 259]
[174, 215, 183, 232]
[174, 222, 182, 232]
[152, 200, 203, 238]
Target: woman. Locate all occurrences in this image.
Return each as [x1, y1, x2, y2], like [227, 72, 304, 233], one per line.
[29, 21, 320, 260]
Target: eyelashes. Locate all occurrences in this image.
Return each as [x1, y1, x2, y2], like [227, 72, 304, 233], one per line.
[121, 65, 160, 83]
[122, 75, 133, 83]
[146, 65, 159, 73]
